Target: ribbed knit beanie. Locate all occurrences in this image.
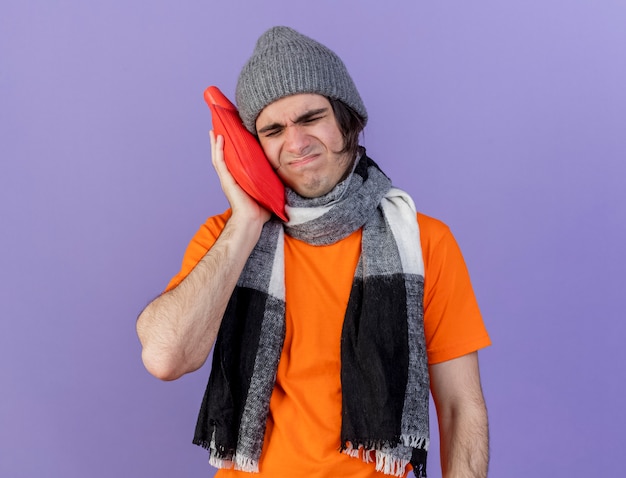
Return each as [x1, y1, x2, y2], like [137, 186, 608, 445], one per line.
[236, 26, 368, 134]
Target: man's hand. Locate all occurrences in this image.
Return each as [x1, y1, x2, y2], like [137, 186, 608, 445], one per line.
[210, 131, 271, 225]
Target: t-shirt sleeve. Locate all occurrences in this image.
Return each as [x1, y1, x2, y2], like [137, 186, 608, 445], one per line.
[418, 213, 491, 364]
[164, 210, 231, 292]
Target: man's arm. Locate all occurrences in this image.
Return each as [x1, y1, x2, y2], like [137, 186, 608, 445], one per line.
[429, 352, 489, 478]
[136, 133, 270, 381]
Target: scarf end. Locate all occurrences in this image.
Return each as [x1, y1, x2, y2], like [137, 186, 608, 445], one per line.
[207, 452, 259, 473]
[208, 454, 234, 470]
[234, 454, 260, 473]
[375, 451, 410, 477]
[400, 434, 429, 451]
[341, 436, 429, 477]
[341, 443, 408, 477]
[194, 436, 260, 473]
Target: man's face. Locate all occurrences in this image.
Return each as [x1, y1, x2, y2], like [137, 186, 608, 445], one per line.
[255, 94, 353, 198]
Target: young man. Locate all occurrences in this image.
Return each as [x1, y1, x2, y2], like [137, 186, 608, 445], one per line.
[137, 26, 491, 478]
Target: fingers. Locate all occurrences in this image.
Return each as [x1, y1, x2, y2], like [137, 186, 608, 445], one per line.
[210, 130, 223, 171]
[208, 130, 271, 224]
[210, 131, 234, 187]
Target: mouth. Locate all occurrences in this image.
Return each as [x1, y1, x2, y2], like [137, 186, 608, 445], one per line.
[288, 153, 320, 168]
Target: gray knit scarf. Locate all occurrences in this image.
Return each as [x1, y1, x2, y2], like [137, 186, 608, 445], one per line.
[193, 152, 429, 477]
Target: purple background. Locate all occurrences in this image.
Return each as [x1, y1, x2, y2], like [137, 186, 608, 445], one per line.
[2, 1, 625, 476]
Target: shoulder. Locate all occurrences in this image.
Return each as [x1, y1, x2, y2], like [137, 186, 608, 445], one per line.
[204, 208, 232, 230]
[416, 211, 471, 297]
[417, 212, 455, 255]
[193, 209, 232, 246]
[417, 212, 451, 235]
[164, 209, 232, 291]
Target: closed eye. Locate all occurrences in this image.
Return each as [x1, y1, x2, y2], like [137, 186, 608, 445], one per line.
[262, 128, 283, 138]
[258, 125, 284, 138]
[301, 115, 324, 125]
[294, 108, 328, 126]
[257, 107, 329, 137]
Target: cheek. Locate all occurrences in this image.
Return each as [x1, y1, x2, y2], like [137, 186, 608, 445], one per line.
[321, 124, 345, 151]
[259, 140, 280, 168]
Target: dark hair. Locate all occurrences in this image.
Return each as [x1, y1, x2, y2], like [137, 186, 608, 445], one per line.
[329, 97, 366, 159]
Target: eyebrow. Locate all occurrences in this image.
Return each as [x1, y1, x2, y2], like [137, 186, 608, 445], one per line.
[257, 107, 329, 135]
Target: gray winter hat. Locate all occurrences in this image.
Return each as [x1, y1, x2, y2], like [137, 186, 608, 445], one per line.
[235, 26, 368, 134]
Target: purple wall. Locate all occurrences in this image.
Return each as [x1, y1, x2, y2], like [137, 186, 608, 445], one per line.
[2, 1, 624, 476]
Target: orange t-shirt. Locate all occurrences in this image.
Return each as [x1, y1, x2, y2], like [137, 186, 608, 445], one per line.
[166, 211, 490, 478]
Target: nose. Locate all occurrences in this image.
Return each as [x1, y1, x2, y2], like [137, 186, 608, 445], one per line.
[284, 125, 310, 155]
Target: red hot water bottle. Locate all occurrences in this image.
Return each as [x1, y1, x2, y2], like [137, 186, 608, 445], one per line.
[204, 86, 288, 221]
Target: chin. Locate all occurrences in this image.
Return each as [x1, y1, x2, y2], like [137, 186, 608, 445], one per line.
[301, 186, 334, 199]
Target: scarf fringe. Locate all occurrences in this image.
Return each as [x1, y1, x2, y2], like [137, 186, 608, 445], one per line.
[375, 451, 410, 478]
[341, 435, 429, 453]
[207, 451, 259, 473]
[342, 436, 428, 477]
[234, 454, 260, 472]
[208, 454, 233, 470]
[192, 438, 211, 450]
[341, 444, 409, 477]
[400, 434, 430, 451]
[194, 434, 260, 473]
